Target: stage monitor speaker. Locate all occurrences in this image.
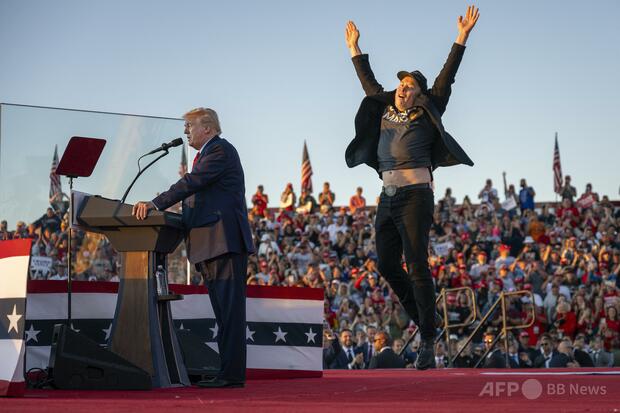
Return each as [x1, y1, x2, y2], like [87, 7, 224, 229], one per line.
[176, 329, 220, 380]
[48, 324, 152, 390]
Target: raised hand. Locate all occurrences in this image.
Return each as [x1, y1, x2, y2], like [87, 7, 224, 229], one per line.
[345, 20, 362, 57]
[456, 5, 480, 46]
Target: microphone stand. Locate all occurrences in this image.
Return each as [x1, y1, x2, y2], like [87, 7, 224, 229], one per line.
[121, 150, 170, 204]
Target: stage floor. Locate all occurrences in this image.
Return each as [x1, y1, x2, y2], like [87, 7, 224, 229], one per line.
[2, 369, 620, 412]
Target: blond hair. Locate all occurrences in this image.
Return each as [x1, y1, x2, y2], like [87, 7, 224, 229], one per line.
[183, 107, 222, 134]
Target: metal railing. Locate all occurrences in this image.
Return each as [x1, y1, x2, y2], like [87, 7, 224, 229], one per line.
[451, 290, 535, 368]
[399, 286, 478, 365]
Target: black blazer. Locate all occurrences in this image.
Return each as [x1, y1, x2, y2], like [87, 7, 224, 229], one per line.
[368, 348, 406, 369]
[533, 350, 559, 368]
[324, 339, 363, 369]
[345, 43, 474, 177]
[152, 136, 255, 263]
[483, 349, 507, 368]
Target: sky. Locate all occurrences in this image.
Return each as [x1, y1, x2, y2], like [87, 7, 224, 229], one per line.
[1, 0, 619, 216]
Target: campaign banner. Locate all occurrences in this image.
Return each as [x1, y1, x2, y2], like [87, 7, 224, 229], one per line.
[0, 239, 32, 397]
[501, 197, 517, 211]
[29, 256, 53, 279]
[576, 194, 596, 210]
[434, 242, 454, 257]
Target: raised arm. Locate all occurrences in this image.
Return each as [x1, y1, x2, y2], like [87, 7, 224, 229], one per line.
[346, 21, 384, 96]
[430, 5, 480, 114]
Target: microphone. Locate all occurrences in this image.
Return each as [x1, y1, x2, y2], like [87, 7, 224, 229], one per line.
[120, 137, 184, 204]
[144, 138, 184, 155]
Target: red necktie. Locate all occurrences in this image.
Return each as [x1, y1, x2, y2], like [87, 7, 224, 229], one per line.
[192, 152, 200, 169]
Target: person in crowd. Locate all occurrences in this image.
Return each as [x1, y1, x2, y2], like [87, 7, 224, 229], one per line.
[560, 175, 577, 202]
[482, 333, 506, 368]
[368, 331, 406, 369]
[349, 187, 366, 214]
[589, 335, 614, 367]
[533, 334, 559, 368]
[319, 182, 336, 214]
[251, 185, 269, 217]
[518, 178, 536, 213]
[279, 183, 296, 213]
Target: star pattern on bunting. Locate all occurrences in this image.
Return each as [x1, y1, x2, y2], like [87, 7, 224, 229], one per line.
[102, 323, 112, 341]
[305, 327, 317, 344]
[246, 325, 255, 342]
[7, 304, 22, 334]
[25, 324, 41, 342]
[273, 326, 288, 343]
[70, 323, 80, 333]
[210, 323, 219, 339]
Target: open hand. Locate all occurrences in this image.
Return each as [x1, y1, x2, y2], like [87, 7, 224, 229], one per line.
[345, 21, 362, 57]
[455, 5, 480, 45]
[345, 21, 360, 48]
[457, 5, 480, 36]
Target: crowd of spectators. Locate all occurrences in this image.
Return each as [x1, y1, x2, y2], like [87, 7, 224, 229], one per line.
[2, 174, 619, 369]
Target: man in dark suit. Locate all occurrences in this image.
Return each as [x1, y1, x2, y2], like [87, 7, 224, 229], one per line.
[368, 332, 406, 369]
[356, 325, 378, 368]
[550, 338, 591, 368]
[133, 107, 255, 388]
[343, 6, 479, 370]
[324, 329, 365, 369]
[532, 334, 559, 368]
[482, 334, 506, 368]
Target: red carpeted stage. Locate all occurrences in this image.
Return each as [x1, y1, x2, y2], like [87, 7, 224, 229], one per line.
[2, 369, 620, 412]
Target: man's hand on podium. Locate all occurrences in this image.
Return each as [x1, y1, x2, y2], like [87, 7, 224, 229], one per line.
[132, 201, 156, 220]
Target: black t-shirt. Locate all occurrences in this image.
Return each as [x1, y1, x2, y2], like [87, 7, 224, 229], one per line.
[377, 106, 437, 173]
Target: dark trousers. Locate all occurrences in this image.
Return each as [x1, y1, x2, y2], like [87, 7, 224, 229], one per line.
[375, 186, 436, 340]
[197, 252, 248, 382]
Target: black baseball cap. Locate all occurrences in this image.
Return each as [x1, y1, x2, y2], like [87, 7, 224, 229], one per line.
[397, 70, 428, 92]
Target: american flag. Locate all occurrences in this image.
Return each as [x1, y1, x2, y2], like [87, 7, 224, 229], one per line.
[553, 132, 562, 194]
[179, 144, 188, 177]
[49, 145, 62, 202]
[301, 141, 313, 193]
[1, 239, 32, 397]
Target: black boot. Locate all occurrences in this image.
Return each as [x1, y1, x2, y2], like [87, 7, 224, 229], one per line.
[415, 338, 436, 370]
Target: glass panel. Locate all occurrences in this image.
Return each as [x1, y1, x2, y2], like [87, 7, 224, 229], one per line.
[0, 103, 189, 283]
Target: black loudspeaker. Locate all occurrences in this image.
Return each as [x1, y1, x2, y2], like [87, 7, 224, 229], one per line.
[176, 329, 220, 381]
[48, 324, 152, 390]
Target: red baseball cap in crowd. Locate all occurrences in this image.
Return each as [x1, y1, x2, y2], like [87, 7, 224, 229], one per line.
[457, 252, 465, 259]
[523, 283, 533, 291]
[519, 331, 529, 338]
[493, 278, 504, 289]
[351, 268, 359, 276]
[458, 264, 467, 270]
[478, 251, 487, 256]
[447, 294, 457, 304]
[499, 244, 510, 252]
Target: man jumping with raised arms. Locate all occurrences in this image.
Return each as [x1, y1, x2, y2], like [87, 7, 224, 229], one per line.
[344, 5, 479, 369]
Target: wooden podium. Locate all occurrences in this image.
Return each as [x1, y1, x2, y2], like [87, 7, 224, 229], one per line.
[76, 195, 190, 388]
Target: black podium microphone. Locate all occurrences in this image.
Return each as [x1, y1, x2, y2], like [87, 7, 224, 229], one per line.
[144, 137, 184, 155]
[120, 138, 184, 204]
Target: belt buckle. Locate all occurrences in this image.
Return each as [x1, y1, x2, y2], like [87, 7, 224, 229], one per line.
[384, 185, 397, 197]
